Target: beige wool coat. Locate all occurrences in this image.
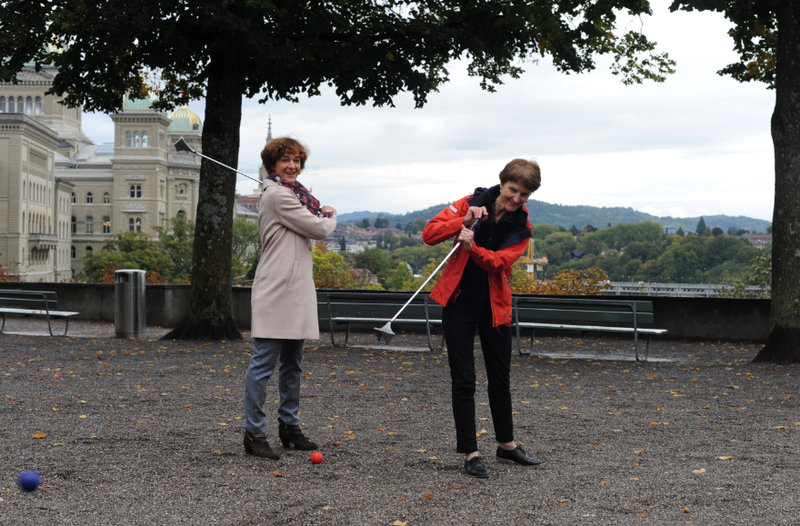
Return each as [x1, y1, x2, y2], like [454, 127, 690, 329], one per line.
[250, 179, 336, 340]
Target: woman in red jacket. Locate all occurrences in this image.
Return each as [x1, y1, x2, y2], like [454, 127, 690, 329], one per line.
[422, 159, 542, 478]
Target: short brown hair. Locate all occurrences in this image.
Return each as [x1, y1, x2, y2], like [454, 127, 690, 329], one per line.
[499, 159, 540, 192]
[261, 137, 309, 172]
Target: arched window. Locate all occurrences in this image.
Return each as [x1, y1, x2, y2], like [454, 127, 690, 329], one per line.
[71, 246, 76, 259]
[71, 216, 76, 234]
[8, 96, 15, 113]
[71, 192, 76, 204]
[142, 131, 148, 147]
[177, 210, 186, 219]
[22, 212, 25, 234]
[128, 217, 142, 231]
[134, 132, 140, 148]
[85, 216, 94, 234]
[17, 97, 23, 112]
[0, 96, 5, 113]
[34, 96, 41, 115]
[86, 192, 93, 204]
[103, 192, 110, 204]
[129, 185, 141, 198]
[125, 131, 132, 147]
[26, 96, 33, 115]
[86, 246, 93, 255]
[102, 216, 111, 234]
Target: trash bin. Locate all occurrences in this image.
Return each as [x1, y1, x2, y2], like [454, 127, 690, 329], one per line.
[115, 269, 146, 338]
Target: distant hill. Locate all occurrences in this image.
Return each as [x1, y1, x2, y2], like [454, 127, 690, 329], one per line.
[337, 211, 389, 222]
[340, 200, 772, 233]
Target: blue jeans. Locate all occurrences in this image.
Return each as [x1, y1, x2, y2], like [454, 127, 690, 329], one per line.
[245, 338, 305, 435]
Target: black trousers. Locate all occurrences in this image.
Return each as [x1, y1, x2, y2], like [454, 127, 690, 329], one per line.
[442, 297, 514, 453]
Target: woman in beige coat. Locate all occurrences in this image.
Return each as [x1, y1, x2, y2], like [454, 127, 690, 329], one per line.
[244, 137, 336, 460]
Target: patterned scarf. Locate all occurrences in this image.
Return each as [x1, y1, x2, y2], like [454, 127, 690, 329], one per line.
[266, 172, 321, 216]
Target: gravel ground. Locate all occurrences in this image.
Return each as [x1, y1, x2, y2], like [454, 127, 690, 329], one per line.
[1, 319, 798, 525]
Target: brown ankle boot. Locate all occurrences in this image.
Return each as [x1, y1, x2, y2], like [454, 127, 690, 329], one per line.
[278, 418, 318, 450]
[244, 430, 280, 459]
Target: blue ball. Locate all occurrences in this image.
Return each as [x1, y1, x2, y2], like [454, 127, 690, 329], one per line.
[18, 471, 41, 492]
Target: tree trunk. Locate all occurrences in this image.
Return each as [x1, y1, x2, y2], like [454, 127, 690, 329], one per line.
[163, 55, 245, 340]
[754, 2, 800, 363]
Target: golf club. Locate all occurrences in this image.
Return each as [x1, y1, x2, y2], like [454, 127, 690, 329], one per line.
[374, 219, 479, 344]
[174, 136, 261, 185]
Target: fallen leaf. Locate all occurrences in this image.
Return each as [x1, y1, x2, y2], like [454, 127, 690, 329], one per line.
[32, 432, 45, 439]
[79, 415, 87, 419]
[429, 456, 440, 460]
[635, 513, 647, 518]
[555, 499, 568, 505]
[392, 521, 407, 526]
[572, 413, 582, 416]
[451, 484, 463, 489]
[716, 456, 733, 461]
[693, 468, 706, 474]
[212, 451, 223, 455]
[634, 449, 644, 454]
[683, 507, 690, 513]
[322, 506, 331, 510]
[601, 480, 608, 484]
[588, 444, 598, 448]
[183, 404, 192, 408]
[774, 426, 786, 429]
[272, 471, 284, 478]
[425, 493, 433, 500]
[630, 477, 639, 481]
[416, 449, 427, 453]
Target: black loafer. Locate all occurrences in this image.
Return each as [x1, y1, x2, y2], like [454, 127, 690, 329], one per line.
[464, 456, 489, 478]
[496, 445, 541, 466]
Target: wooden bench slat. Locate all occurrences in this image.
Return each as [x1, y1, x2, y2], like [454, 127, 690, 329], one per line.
[515, 322, 666, 335]
[515, 309, 654, 324]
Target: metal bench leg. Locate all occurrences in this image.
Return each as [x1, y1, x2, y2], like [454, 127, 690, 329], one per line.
[327, 298, 336, 346]
[645, 335, 652, 362]
[424, 297, 434, 351]
[344, 323, 351, 346]
[528, 329, 536, 355]
[514, 298, 525, 355]
[46, 314, 54, 337]
[60, 316, 70, 337]
[0, 313, 5, 334]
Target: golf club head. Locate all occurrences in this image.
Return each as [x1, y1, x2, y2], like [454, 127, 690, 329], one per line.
[374, 323, 395, 345]
[174, 136, 194, 154]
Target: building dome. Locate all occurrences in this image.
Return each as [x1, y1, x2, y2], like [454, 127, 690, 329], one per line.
[168, 106, 203, 133]
[122, 92, 159, 110]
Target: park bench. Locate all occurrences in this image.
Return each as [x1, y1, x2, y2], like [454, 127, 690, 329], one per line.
[0, 289, 80, 336]
[318, 291, 444, 351]
[512, 296, 667, 361]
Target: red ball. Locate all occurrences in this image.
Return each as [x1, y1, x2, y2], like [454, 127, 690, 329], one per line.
[310, 452, 323, 464]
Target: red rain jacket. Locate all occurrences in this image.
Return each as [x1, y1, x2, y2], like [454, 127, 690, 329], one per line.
[422, 187, 532, 327]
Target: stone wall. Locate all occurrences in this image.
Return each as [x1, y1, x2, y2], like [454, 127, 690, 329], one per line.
[0, 283, 771, 341]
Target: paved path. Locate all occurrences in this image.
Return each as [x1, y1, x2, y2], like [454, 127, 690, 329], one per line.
[1, 320, 798, 524]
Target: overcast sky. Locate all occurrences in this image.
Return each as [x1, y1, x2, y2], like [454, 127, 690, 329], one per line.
[83, 0, 776, 222]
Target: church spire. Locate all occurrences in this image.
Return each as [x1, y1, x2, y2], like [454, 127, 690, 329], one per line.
[266, 116, 273, 143]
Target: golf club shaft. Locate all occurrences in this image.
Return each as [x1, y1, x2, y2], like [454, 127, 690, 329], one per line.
[389, 219, 479, 324]
[193, 150, 262, 184]
[175, 137, 261, 184]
